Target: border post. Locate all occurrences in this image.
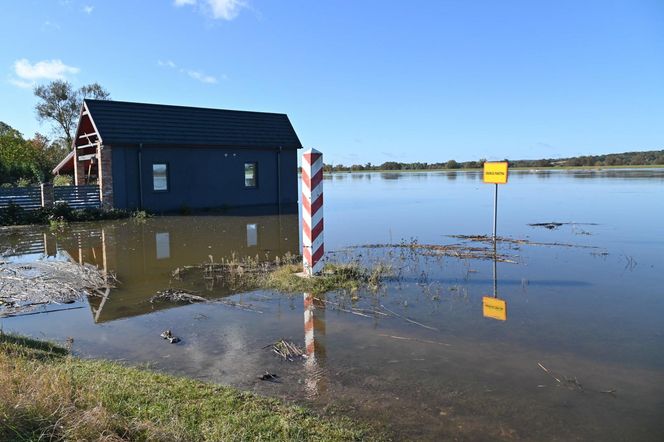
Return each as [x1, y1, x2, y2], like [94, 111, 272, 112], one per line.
[301, 148, 324, 276]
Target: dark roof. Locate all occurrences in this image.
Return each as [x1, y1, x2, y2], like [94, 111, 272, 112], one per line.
[84, 99, 302, 149]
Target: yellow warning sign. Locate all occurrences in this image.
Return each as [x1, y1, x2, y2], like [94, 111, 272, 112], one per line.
[483, 296, 507, 321]
[483, 162, 509, 184]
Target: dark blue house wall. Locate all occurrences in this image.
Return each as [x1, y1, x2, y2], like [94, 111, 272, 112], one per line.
[111, 145, 298, 212]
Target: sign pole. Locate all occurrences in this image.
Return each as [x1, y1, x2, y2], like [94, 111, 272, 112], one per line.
[492, 241, 498, 298]
[482, 161, 508, 321]
[493, 183, 498, 241]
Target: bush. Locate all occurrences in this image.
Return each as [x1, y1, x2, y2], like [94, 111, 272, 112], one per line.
[51, 202, 73, 220]
[53, 175, 73, 186]
[15, 177, 31, 187]
[0, 202, 131, 226]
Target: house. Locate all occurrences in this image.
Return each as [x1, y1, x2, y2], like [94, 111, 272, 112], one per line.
[53, 99, 302, 212]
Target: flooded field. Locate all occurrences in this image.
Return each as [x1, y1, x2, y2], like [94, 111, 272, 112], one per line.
[2, 168, 663, 440]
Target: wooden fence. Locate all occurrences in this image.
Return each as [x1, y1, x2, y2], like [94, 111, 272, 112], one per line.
[0, 186, 42, 210]
[0, 185, 101, 210]
[53, 185, 101, 209]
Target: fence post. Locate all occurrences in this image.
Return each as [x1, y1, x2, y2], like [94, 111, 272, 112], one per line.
[40, 183, 54, 209]
[301, 148, 324, 276]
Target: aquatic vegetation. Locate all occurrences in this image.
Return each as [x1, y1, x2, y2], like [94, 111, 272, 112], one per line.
[171, 253, 395, 295]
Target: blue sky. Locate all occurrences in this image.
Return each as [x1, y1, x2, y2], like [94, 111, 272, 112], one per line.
[1, 0, 662, 164]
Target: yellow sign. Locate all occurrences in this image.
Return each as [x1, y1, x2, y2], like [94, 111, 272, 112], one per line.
[483, 162, 509, 184]
[483, 296, 507, 321]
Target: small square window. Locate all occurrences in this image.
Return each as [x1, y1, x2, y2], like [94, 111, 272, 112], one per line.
[244, 162, 257, 188]
[153, 163, 168, 191]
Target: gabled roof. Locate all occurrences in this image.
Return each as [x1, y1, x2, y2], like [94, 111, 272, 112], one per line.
[83, 99, 303, 149]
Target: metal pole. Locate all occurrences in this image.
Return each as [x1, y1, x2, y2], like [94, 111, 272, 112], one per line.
[492, 241, 498, 298]
[492, 183, 498, 240]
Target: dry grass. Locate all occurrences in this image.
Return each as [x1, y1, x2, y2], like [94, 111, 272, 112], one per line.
[0, 333, 385, 441]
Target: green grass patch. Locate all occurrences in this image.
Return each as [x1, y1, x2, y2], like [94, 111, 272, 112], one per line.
[0, 333, 386, 441]
[176, 255, 394, 296]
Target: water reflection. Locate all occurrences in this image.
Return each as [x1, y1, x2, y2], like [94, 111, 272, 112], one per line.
[482, 244, 507, 321]
[303, 292, 327, 397]
[2, 214, 299, 322]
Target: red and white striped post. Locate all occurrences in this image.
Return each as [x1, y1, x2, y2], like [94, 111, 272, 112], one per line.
[302, 148, 324, 276]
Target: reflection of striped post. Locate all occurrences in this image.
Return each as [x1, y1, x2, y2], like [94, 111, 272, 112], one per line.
[303, 292, 327, 397]
[304, 292, 316, 358]
[302, 148, 324, 275]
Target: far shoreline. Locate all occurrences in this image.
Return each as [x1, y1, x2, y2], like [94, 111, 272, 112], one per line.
[323, 164, 664, 174]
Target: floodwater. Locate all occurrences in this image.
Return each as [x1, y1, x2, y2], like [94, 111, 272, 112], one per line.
[2, 169, 663, 441]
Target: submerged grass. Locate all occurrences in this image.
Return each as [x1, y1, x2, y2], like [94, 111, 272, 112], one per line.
[174, 254, 394, 295]
[0, 333, 384, 441]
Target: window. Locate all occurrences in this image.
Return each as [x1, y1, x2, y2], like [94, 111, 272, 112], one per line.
[153, 163, 168, 191]
[244, 162, 257, 188]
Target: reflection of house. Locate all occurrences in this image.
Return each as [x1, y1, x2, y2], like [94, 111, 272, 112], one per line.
[53, 99, 302, 212]
[39, 215, 299, 322]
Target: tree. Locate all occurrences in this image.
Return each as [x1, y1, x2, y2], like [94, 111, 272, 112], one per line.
[0, 123, 42, 184]
[446, 159, 460, 169]
[34, 80, 110, 147]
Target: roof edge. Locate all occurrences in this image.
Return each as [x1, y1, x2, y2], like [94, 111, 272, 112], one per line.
[84, 98, 291, 118]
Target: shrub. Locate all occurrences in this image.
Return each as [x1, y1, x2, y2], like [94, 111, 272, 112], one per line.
[53, 175, 73, 186]
[15, 177, 31, 187]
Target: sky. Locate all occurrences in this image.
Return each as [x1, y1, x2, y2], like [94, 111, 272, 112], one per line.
[1, 0, 663, 165]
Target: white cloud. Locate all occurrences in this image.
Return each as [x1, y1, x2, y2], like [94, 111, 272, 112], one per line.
[206, 0, 244, 20]
[83, 5, 94, 14]
[158, 59, 177, 68]
[186, 69, 217, 84]
[174, 0, 246, 20]
[157, 60, 219, 84]
[10, 59, 80, 88]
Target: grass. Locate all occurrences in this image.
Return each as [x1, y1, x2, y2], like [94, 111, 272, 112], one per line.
[178, 255, 393, 296]
[267, 262, 391, 294]
[0, 333, 385, 441]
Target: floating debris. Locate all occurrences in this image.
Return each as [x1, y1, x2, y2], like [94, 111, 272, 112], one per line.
[160, 329, 181, 344]
[151, 289, 207, 304]
[0, 260, 114, 316]
[258, 371, 280, 382]
[350, 242, 518, 263]
[448, 235, 599, 249]
[528, 222, 599, 230]
[537, 362, 616, 395]
[267, 339, 305, 361]
[529, 222, 563, 230]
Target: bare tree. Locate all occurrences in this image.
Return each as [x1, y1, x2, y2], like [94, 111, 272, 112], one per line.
[34, 80, 110, 147]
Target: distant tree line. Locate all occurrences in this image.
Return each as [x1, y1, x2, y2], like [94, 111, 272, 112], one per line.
[323, 150, 664, 172]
